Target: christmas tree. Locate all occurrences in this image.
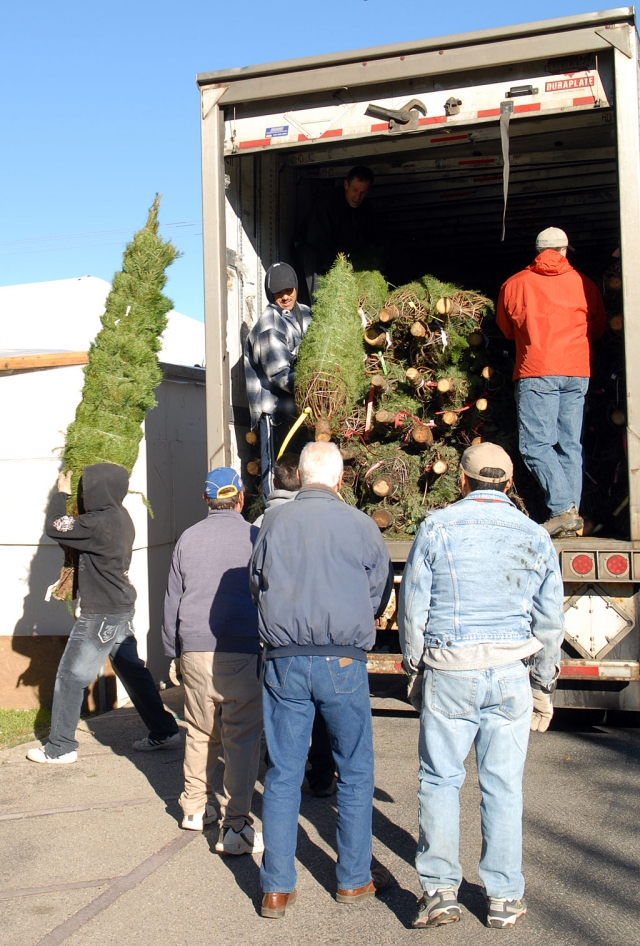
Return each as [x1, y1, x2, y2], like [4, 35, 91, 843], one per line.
[53, 196, 180, 600]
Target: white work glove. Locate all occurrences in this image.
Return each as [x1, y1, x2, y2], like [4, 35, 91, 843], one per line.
[57, 470, 73, 495]
[168, 658, 182, 687]
[530, 689, 554, 732]
[407, 671, 424, 713]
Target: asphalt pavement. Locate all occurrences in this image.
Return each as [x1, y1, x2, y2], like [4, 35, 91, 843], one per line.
[1, 686, 639, 946]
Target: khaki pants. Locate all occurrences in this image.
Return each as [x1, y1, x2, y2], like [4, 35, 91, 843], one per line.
[179, 651, 262, 831]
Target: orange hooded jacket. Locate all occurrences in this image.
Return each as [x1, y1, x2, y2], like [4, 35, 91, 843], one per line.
[496, 250, 606, 380]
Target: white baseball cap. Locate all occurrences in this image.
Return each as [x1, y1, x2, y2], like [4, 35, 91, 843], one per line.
[536, 227, 574, 251]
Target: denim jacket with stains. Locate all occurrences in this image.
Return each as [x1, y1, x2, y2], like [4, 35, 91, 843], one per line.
[398, 490, 564, 689]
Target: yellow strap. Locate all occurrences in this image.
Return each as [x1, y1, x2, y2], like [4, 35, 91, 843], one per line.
[277, 408, 312, 460]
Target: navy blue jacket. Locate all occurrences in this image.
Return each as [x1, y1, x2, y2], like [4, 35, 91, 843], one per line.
[249, 485, 393, 661]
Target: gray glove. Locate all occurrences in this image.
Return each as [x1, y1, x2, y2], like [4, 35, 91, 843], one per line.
[530, 689, 553, 732]
[407, 671, 424, 713]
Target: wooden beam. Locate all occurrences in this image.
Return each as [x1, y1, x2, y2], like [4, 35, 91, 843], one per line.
[0, 352, 88, 371]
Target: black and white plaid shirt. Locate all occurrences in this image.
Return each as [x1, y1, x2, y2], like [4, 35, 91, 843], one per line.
[243, 302, 312, 429]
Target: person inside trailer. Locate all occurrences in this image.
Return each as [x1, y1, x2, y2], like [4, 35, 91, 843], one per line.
[243, 262, 311, 499]
[297, 165, 377, 303]
[496, 227, 606, 537]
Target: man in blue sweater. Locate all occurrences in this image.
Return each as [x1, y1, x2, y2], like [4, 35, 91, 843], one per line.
[162, 468, 263, 856]
[250, 442, 394, 918]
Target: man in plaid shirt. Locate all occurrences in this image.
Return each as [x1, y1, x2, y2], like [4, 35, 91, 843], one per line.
[244, 262, 311, 498]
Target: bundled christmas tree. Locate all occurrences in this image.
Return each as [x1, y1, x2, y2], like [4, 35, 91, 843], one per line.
[52, 196, 180, 600]
[295, 255, 368, 441]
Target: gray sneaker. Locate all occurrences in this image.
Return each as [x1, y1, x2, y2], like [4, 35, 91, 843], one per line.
[412, 889, 461, 928]
[132, 732, 181, 752]
[542, 506, 583, 537]
[486, 897, 527, 929]
[214, 824, 264, 856]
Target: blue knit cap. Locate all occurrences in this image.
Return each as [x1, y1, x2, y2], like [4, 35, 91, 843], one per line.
[204, 467, 244, 499]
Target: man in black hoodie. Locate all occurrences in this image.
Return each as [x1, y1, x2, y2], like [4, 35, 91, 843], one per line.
[27, 463, 179, 764]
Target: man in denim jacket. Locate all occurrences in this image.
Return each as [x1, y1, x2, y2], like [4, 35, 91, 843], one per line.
[398, 442, 564, 931]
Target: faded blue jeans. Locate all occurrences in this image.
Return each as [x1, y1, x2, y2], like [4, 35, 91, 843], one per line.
[516, 375, 589, 516]
[261, 654, 374, 893]
[417, 662, 532, 900]
[46, 610, 178, 758]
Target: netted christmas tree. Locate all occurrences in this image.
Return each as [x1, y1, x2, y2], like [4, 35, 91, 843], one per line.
[295, 255, 368, 440]
[52, 195, 180, 600]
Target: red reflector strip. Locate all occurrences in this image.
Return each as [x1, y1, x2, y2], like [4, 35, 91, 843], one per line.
[320, 128, 343, 138]
[477, 103, 541, 118]
[560, 666, 600, 678]
[298, 133, 310, 141]
[573, 96, 596, 106]
[458, 158, 498, 165]
[239, 138, 271, 149]
[370, 122, 388, 132]
[418, 116, 447, 125]
[430, 134, 468, 144]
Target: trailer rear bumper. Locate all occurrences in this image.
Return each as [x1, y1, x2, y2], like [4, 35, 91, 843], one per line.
[366, 654, 640, 680]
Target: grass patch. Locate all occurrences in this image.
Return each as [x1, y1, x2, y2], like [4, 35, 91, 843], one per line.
[0, 708, 52, 751]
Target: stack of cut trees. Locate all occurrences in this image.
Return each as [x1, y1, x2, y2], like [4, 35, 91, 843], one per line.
[295, 258, 518, 537]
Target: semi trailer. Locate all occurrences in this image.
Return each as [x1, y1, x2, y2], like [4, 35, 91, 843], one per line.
[197, 8, 640, 709]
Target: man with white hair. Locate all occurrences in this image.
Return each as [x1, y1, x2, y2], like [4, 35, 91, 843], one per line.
[249, 441, 394, 919]
[497, 227, 606, 536]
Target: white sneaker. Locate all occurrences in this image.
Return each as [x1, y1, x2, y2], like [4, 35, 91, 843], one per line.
[132, 732, 181, 751]
[181, 803, 219, 831]
[26, 747, 78, 764]
[214, 824, 264, 855]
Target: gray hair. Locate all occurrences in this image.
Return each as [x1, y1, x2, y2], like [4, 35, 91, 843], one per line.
[299, 442, 343, 488]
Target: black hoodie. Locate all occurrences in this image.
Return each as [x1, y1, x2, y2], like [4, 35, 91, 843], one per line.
[46, 463, 137, 614]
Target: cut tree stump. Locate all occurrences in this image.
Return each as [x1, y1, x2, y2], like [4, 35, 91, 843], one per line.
[432, 459, 449, 475]
[371, 508, 394, 530]
[410, 321, 428, 337]
[375, 410, 396, 426]
[245, 430, 258, 445]
[411, 424, 434, 445]
[442, 411, 458, 426]
[467, 331, 484, 348]
[246, 460, 260, 475]
[437, 378, 453, 393]
[364, 326, 387, 347]
[378, 305, 398, 324]
[436, 297, 453, 316]
[475, 398, 488, 412]
[371, 475, 393, 497]
[314, 417, 332, 441]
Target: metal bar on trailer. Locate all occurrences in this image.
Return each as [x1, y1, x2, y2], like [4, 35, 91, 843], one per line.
[614, 35, 640, 541]
[201, 88, 231, 467]
[209, 28, 617, 107]
[197, 9, 633, 86]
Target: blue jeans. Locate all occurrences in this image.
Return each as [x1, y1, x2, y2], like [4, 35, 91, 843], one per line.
[516, 376, 589, 516]
[417, 662, 532, 900]
[261, 655, 374, 893]
[46, 610, 179, 758]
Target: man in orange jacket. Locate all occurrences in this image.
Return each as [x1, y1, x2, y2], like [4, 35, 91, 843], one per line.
[497, 228, 606, 536]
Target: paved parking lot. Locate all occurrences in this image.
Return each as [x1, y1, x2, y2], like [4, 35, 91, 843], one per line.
[1, 687, 639, 946]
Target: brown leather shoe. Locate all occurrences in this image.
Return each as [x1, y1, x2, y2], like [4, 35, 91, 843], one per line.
[336, 866, 392, 903]
[261, 889, 297, 919]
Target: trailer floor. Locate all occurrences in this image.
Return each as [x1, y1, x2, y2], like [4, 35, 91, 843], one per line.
[1, 688, 638, 946]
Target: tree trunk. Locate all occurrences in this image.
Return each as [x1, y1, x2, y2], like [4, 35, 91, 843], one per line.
[411, 424, 434, 445]
[432, 459, 449, 475]
[371, 475, 393, 497]
[375, 410, 396, 426]
[315, 417, 332, 441]
[245, 430, 258, 445]
[371, 508, 394, 530]
[364, 326, 387, 347]
[410, 321, 428, 338]
[378, 305, 398, 324]
[441, 411, 458, 426]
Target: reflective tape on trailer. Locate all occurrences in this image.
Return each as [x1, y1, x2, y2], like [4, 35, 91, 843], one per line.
[225, 66, 611, 155]
[559, 660, 640, 681]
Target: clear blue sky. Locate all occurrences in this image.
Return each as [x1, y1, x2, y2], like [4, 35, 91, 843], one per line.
[1, 0, 604, 321]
